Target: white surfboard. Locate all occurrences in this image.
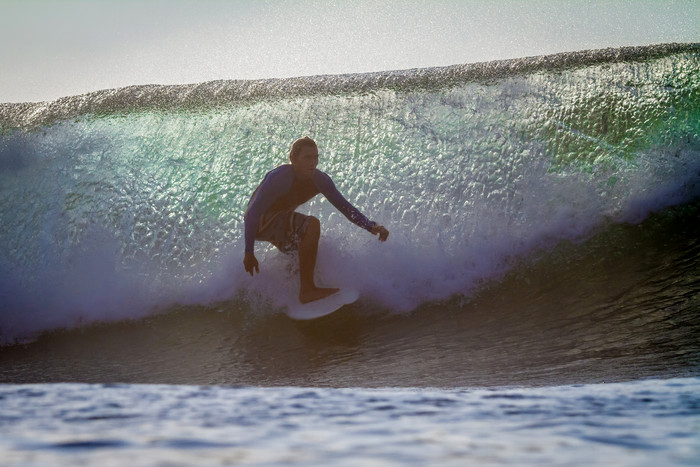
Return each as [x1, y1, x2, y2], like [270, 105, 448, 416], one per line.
[286, 287, 359, 320]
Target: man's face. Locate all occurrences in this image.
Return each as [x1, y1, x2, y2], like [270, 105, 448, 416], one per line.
[291, 145, 319, 179]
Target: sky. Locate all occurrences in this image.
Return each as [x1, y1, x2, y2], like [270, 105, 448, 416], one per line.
[1, 0, 699, 103]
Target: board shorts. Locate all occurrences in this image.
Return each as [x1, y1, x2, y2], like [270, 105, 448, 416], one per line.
[255, 210, 311, 253]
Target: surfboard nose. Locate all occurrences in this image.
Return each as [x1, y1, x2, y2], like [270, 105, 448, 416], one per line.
[286, 287, 359, 320]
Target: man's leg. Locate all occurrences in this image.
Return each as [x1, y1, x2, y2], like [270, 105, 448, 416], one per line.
[298, 216, 339, 303]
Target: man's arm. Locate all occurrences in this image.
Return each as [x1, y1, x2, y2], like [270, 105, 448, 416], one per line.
[243, 167, 294, 275]
[314, 171, 389, 241]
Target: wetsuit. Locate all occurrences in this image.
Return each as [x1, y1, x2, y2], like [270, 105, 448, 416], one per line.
[244, 165, 375, 254]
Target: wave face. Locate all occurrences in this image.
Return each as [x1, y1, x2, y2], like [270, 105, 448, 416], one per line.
[1, 44, 699, 364]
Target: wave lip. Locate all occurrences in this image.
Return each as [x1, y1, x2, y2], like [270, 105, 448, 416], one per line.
[1, 42, 699, 128]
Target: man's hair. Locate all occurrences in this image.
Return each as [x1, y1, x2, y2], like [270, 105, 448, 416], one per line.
[289, 136, 317, 161]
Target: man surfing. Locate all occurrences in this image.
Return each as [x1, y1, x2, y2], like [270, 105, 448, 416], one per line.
[243, 137, 389, 304]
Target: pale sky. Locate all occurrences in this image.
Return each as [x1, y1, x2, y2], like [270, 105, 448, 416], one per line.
[1, 0, 698, 103]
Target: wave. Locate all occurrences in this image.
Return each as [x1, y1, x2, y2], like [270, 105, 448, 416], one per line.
[1, 43, 699, 348]
[1, 202, 698, 386]
[2, 43, 698, 127]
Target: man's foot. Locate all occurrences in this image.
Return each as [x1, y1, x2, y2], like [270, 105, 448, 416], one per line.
[299, 286, 339, 304]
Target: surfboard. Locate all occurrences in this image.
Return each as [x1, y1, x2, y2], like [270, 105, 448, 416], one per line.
[286, 287, 359, 320]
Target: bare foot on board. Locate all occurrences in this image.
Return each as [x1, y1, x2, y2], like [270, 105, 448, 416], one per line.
[299, 286, 339, 304]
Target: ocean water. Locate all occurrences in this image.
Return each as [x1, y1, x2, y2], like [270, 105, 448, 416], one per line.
[1, 43, 700, 464]
[1, 378, 699, 466]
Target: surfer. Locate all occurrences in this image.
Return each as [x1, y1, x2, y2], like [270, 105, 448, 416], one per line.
[243, 136, 389, 304]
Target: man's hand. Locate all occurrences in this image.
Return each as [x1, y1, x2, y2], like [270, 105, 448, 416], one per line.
[371, 224, 389, 242]
[243, 253, 259, 276]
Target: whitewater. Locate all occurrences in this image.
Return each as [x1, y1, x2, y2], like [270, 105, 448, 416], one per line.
[1, 43, 699, 466]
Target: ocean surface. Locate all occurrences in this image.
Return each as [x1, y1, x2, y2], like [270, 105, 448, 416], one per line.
[1, 378, 698, 466]
[1, 43, 699, 465]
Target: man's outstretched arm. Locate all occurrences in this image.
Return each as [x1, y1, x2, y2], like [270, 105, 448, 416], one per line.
[243, 168, 294, 276]
[314, 171, 389, 240]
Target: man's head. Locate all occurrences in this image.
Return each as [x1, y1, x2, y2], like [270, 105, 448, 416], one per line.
[289, 136, 318, 179]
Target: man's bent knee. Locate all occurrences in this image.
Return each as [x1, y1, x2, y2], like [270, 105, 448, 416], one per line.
[303, 216, 320, 238]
